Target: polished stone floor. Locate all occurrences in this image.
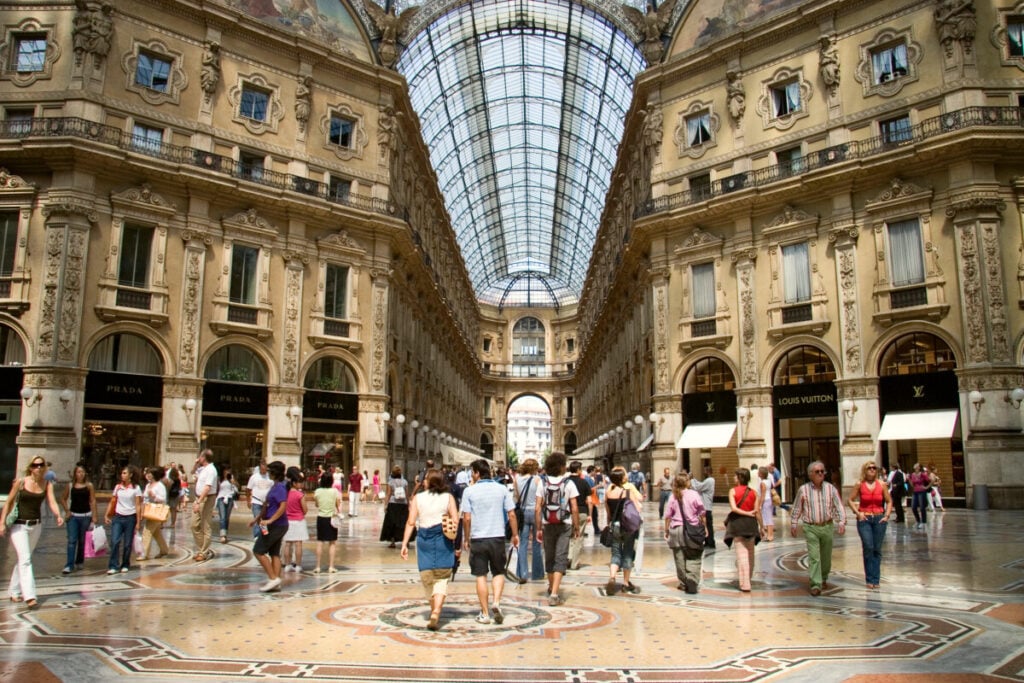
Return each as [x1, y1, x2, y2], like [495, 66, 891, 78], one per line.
[0, 497, 1021, 682]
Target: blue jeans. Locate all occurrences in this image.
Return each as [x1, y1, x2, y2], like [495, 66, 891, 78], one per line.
[217, 498, 234, 535]
[66, 514, 90, 569]
[109, 514, 137, 571]
[856, 515, 887, 585]
[659, 490, 671, 519]
[250, 502, 263, 539]
[911, 491, 928, 524]
[518, 514, 545, 580]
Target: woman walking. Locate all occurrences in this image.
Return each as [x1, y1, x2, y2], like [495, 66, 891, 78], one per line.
[725, 468, 760, 592]
[216, 466, 238, 543]
[909, 463, 930, 529]
[282, 466, 308, 572]
[105, 466, 142, 575]
[313, 472, 342, 573]
[604, 465, 642, 596]
[757, 466, 775, 541]
[663, 472, 705, 593]
[401, 469, 459, 630]
[514, 458, 544, 582]
[380, 466, 410, 548]
[848, 460, 892, 588]
[0, 457, 64, 607]
[166, 466, 182, 529]
[138, 467, 171, 561]
[250, 461, 288, 592]
[61, 463, 96, 574]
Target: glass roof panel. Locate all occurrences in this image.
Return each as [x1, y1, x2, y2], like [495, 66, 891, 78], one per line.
[397, 0, 645, 307]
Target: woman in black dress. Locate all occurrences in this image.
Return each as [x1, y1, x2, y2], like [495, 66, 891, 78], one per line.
[379, 465, 412, 548]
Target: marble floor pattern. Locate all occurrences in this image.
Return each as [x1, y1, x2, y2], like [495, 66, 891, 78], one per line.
[0, 500, 1021, 682]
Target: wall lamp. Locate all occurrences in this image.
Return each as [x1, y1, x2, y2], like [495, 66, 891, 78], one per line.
[968, 390, 985, 413]
[183, 397, 198, 434]
[1005, 387, 1024, 409]
[736, 405, 752, 426]
[288, 405, 302, 438]
[59, 388, 73, 409]
[19, 386, 41, 407]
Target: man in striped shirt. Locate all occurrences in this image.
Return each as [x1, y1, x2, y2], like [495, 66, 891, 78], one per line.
[790, 461, 846, 596]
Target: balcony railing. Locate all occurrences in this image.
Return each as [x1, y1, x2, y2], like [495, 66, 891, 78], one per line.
[227, 304, 258, 325]
[691, 319, 717, 337]
[323, 319, 350, 337]
[0, 117, 393, 216]
[115, 287, 152, 310]
[781, 303, 813, 324]
[640, 106, 1024, 217]
[890, 286, 928, 309]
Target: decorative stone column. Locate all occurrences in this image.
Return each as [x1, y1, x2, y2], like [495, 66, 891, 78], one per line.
[736, 387, 771, 467]
[948, 192, 1024, 507]
[358, 395, 389, 481]
[162, 379, 203, 464]
[267, 250, 308, 463]
[731, 248, 769, 465]
[649, 394, 682, 478]
[268, 388, 304, 466]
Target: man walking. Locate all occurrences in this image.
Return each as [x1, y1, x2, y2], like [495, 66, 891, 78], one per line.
[246, 461, 273, 539]
[691, 465, 716, 549]
[536, 453, 580, 604]
[191, 449, 218, 562]
[790, 461, 846, 595]
[566, 460, 590, 570]
[461, 459, 518, 624]
[348, 467, 363, 517]
[887, 463, 906, 524]
[628, 462, 647, 501]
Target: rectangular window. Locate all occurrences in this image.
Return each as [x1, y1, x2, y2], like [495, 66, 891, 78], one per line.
[778, 146, 804, 175]
[329, 115, 355, 147]
[685, 111, 712, 146]
[690, 173, 711, 200]
[134, 51, 171, 91]
[887, 219, 925, 286]
[0, 211, 18, 277]
[781, 242, 811, 303]
[329, 176, 351, 202]
[482, 337, 492, 353]
[229, 245, 259, 305]
[324, 264, 349, 319]
[240, 86, 270, 121]
[566, 338, 574, 353]
[565, 396, 574, 418]
[238, 151, 264, 181]
[131, 123, 163, 153]
[13, 34, 46, 72]
[771, 81, 801, 117]
[5, 108, 32, 135]
[691, 262, 716, 318]
[1009, 18, 1024, 56]
[118, 224, 153, 288]
[880, 114, 913, 144]
[872, 43, 908, 84]
[483, 396, 492, 418]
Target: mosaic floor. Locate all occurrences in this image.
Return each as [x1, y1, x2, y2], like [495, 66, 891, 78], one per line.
[0, 500, 1021, 682]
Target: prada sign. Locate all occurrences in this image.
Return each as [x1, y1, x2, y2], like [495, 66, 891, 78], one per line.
[879, 371, 958, 413]
[773, 382, 836, 419]
[303, 390, 358, 421]
[683, 390, 737, 424]
[202, 381, 268, 415]
[85, 371, 162, 408]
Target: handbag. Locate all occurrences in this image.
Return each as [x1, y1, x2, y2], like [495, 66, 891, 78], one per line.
[771, 489, 781, 507]
[599, 525, 614, 547]
[620, 496, 642, 535]
[142, 492, 170, 522]
[331, 513, 344, 529]
[4, 481, 21, 527]
[504, 544, 525, 584]
[441, 512, 458, 541]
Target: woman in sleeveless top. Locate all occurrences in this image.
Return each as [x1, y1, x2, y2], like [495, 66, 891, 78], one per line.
[139, 467, 171, 561]
[605, 466, 643, 596]
[848, 460, 893, 588]
[401, 469, 458, 631]
[0, 457, 64, 608]
[62, 463, 97, 574]
[726, 468, 760, 592]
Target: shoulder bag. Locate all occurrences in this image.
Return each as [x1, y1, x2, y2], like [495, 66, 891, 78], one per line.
[4, 479, 21, 527]
[725, 488, 760, 539]
[441, 493, 458, 540]
[599, 488, 626, 547]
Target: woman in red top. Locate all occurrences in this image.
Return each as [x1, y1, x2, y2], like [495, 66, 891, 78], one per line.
[726, 468, 761, 592]
[848, 461, 893, 588]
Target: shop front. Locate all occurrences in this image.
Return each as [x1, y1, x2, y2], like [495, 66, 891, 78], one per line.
[201, 381, 268, 478]
[0, 365, 23, 491]
[773, 381, 839, 498]
[301, 389, 357, 476]
[677, 389, 738, 476]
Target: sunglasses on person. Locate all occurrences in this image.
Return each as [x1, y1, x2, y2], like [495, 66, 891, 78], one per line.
[29, 461, 45, 469]
[866, 466, 877, 470]
[811, 469, 825, 474]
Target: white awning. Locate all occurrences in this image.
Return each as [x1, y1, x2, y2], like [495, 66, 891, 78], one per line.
[675, 422, 737, 449]
[636, 433, 655, 452]
[877, 410, 959, 441]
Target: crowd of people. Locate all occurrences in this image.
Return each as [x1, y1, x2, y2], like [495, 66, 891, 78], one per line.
[0, 451, 950, 625]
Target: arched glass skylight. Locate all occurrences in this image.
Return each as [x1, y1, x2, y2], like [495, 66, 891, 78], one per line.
[396, 0, 645, 307]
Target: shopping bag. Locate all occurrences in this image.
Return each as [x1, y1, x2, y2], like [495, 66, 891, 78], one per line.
[331, 514, 344, 529]
[84, 528, 107, 558]
[632, 530, 645, 574]
[504, 545, 524, 584]
[133, 533, 144, 557]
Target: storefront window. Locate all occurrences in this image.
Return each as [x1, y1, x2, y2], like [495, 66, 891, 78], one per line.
[205, 344, 267, 383]
[303, 357, 357, 392]
[772, 345, 836, 385]
[879, 332, 955, 375]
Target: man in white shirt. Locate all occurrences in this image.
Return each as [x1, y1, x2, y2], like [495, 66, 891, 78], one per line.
[535, 452, 580, 606]
[246, 461, 273, 539]
[691, 465, 716, 549]
[191, 449, 218, 561]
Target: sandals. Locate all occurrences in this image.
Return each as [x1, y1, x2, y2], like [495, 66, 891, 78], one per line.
[25, 599, 37, 609]
[427, 611, 440, 631]
[9, 596, 22, 603]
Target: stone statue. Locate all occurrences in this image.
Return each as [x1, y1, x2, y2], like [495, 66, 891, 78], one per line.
[72, 0, 114, 65]
[641, 105, 663, 150]
[362, 0, 420, 69]
[200, 41, 221, 95]
[818, 34, 840, 94]
[622, 0, 679, 65]
[295, 75, 311, 125]
[934, 0, 976, 56]
[726, 70, 745, 123]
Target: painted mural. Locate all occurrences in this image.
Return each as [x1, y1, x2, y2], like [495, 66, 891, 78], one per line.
[672, 0, 804, 53]
[229, 0, 371, 62]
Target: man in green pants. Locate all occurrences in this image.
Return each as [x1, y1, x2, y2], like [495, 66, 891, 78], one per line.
[790, 461, 846, 595]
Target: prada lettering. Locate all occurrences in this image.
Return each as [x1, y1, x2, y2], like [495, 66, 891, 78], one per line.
[316, 401, 346, 411]
[777, 394, 835, 406]
[220, 394, 252, 404]
[106, 384, 144, 395]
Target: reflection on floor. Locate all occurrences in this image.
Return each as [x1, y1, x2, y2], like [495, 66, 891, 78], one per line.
[0, 500, 1022, 682]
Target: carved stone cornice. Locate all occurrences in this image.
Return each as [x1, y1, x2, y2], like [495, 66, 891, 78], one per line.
[110, 183, 176, 215]
[834, 378, 879, 400]
[181, 229, 214, 246]
[282, 249, 310, 266]
[956, 367, 1024, 392]
[0, 168, 34, 191]
[827, 226, 860, 246]
[41, 199, 98, 223]
[22, 368, 88, 391]
[222, 207, 278, 240]
[730, 247, 757, 265]
[866, 178, 930, 206]
[945, 194, 1006, 217]
[764, 205, 815, 229]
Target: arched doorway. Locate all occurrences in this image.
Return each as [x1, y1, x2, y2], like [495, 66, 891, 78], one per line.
[83, 332, 164, 489]
[772, 345, 838, 497]
[479, 432, 493, 460]
[876, 332, 962, 497]
[202, 344, 268, 477]
[679, 357, 738, 491]
[301, 356, 359, 476]
[563, 430, 577, 456]
[0, 323, 26, 490]
[506, 395, 551, 468]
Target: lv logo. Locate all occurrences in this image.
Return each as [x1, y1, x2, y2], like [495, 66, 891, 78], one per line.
[912, 385, 925, 398]
[705, 402, 715, 413]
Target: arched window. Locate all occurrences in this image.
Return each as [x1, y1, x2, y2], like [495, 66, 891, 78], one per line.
[773, 345, 836, 385]
[88, 333, 162, 375]
[683, 356, 736, 393]
[204, 345, 267, 384]
[303, 357, 358, 393]
[0, 325, 26, 366]
[879, 332, 956, 375]
[512, 316, 545, 377]
[563, 430, 577, 456]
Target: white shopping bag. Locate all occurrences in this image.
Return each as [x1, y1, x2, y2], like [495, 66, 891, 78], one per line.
[504, 545, 523, 584]
[632, 529, 645, 574]
[90, 525, 108, 553]
[133, 533, 144, 557]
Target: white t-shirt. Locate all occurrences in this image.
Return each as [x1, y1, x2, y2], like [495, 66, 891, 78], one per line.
[247, 471, 273, 505]
[415, 490, 452, 528]
[195, 463, 218, 499]
[534, 474, 579, 526]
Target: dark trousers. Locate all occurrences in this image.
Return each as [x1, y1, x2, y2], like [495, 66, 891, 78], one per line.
[704, 508, 716, 548]
[891, 491, 905, 523]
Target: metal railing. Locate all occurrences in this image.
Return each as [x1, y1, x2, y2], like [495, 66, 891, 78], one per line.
[0, 117, 393, 216]
[641, 106, 1024, 217]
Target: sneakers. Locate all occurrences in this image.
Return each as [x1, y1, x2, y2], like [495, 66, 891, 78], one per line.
[328, 567, 338, 573]
[605, 579, 617, 596]
[259, 577, 282, 592]
[106, 569, 117, 575]
[548, 593, 564, 606]
[61, 567, 72, 575]
[491, 604, 504, 624]
[120, 567, 129, 573]
[474, 612, 491, 624]
[284, 564, 300, 573]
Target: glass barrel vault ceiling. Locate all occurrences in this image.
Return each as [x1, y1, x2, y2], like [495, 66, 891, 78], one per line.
[395, 0, 646, 308]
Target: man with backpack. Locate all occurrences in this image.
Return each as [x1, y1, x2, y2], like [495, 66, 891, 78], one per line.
[535, 452, 579, 606]
[567, 460, 591, 570]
